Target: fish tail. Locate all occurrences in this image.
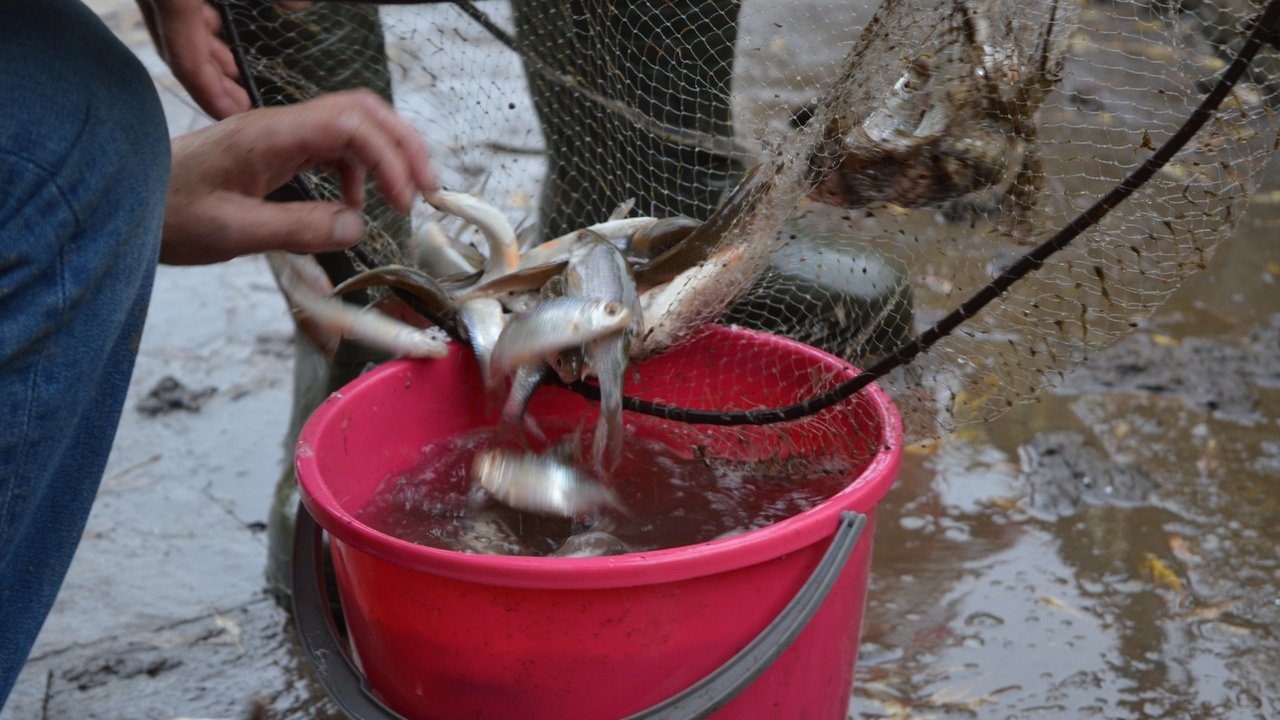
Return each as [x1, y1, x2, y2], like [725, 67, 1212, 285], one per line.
[502, 362, 548, 426]
[588, 336, 626, 473]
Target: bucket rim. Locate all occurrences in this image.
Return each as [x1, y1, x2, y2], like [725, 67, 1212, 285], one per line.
[296, 326, 904, 590]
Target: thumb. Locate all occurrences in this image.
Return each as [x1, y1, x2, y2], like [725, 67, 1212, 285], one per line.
[234, 199, 368, 256]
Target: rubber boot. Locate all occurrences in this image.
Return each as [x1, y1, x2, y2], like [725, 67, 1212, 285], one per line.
[721, 216, 914, 365]
[511, 0, 748, 238]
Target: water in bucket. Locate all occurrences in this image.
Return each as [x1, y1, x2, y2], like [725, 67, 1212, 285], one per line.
[296, 327, 903, 719]
[357, 421, 867, 557]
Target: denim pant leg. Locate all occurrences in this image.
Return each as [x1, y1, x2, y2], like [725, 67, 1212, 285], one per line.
[0, 0, 169, 704]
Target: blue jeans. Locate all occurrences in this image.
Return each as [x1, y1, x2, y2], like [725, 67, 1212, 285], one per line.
[0, 0, 169, 705]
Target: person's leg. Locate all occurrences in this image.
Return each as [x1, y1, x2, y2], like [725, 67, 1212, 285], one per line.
[222, 0, 402, 604]
[0, 0, 168, 704]
[511, 0, 746, 239]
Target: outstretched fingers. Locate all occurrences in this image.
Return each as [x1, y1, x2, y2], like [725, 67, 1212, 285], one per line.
[262, 90, 438, 212]
[162, 90, 437, 265]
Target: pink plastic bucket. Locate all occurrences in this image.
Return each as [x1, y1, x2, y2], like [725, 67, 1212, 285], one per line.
[295, 324, 903, 720]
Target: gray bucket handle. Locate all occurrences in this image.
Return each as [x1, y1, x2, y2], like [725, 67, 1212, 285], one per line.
[292, 504, 867, 720]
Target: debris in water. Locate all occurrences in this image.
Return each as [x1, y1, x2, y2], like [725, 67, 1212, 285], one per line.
[1178, 598, 1240, 621]
[551, 530, 633, 558]
[1168, 534, 1200, 564]
[1140, 552, 1185, 593]
[1019, 431, 1154, 519]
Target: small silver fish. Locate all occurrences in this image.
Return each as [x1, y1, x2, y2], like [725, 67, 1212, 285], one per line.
[265, 252, 449, 360]
[500, 361, 549, 426]
[488, 296, 631, 385]
[564, 236, 643, 472]
[517, 219, 656, 270]
[472, 448, 628, 518]
[456, 297, 506, 388]
[564, 233, 644, 339]
[541, 277, 584, 385]
[628, 216, 701, 259]
[551, 530, 633, 558]
[584, 333, 628, 472]
[459, 260, 569, 302]
[425, 189, 520, 281]
[408, 221, 480, 277]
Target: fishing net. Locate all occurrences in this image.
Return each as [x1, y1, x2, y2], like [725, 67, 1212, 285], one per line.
[222, 0, 1280, 464]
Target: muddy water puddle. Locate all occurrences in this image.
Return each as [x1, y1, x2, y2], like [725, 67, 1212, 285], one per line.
[850, 192, 1280, 718]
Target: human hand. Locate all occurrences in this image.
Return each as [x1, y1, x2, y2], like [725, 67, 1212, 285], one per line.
[137, 0, 249, 119]
[163, 89, 438, 265]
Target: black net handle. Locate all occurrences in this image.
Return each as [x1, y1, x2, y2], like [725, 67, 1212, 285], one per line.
[219, 0, 1280, 426]
[292, 503, 867, 719]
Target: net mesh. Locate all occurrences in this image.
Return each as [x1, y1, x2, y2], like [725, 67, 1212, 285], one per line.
[223, 0, 1280, 460]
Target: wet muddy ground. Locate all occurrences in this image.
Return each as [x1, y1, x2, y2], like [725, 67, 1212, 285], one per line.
[849, 177, 1280, 717]
[4, 3, 1280, 719]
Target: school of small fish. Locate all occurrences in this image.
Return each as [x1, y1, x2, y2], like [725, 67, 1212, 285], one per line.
[267, 0, 1070, 531]
[274, 30, 1060, 519]
[268, 166, 773, 529]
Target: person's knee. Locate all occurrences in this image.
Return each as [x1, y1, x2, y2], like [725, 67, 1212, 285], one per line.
[0, 0, 170, 218]
[0, 0, 167, 356]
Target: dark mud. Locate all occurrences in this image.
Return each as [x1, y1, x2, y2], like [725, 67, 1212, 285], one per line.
[1060, 322, 1280, 421]
[1019, 431, 1156, 520]
[136, 376, 219, 416]
[8, 599, 339, 720]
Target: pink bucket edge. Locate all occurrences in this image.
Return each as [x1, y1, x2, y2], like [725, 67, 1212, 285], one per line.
[296, 326, 904, 590]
